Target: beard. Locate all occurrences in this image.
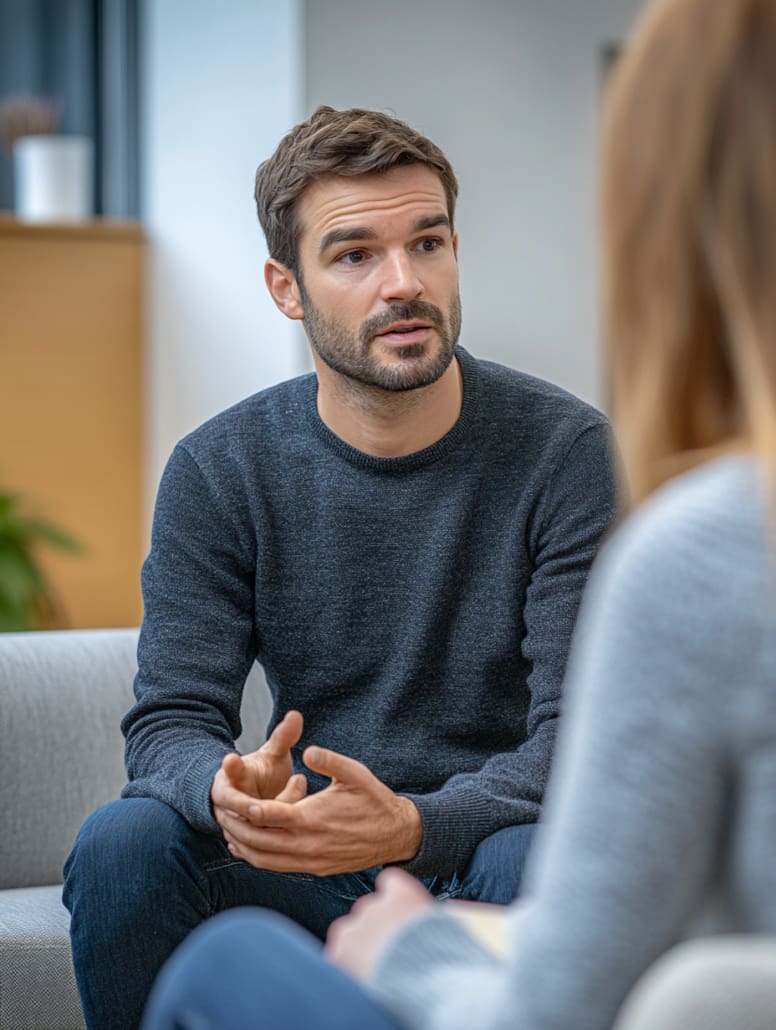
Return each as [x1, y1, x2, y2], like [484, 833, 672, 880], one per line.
[298, 281, 462, 393]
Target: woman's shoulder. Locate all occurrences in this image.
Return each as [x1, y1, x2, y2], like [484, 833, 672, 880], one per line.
[589, 455, 772, 637]
[614, 455, 766, 574]
[567, 455, 775, 731]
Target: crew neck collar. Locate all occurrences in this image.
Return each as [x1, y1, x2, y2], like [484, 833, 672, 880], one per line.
[303, 347, 481, 473]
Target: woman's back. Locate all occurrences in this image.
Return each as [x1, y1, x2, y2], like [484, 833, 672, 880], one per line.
[715, 462, 776, 930]
[516, 453, 776, 1027]
[372, 454, 776, 1030]
[623, 456, 776, 933]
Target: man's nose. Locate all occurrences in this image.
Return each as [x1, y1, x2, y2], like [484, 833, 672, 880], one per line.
[379, 251, 423, 303]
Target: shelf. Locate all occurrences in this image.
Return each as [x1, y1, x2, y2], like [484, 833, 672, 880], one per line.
[0, 213, 144, 242]
[0, 222, 145, 628]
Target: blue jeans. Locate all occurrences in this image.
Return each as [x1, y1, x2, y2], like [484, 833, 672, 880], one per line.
[142, 908, 404, 1030]
[63, 798, 534, 1029]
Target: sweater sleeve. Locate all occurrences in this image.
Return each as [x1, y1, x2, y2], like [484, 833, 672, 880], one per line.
[401, 421, 617, 877]
[121, 443, 259, 833]
[370, 478, 741, 1030]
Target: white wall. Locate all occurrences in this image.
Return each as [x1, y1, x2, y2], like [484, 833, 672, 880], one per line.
[140, 0, 304, 509]
[305, 0, 645, 407]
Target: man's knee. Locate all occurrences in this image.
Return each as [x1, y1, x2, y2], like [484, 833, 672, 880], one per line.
[63, 798, 204, 906]
[67, 797, 188, 863]
[460, 823, 537, 904]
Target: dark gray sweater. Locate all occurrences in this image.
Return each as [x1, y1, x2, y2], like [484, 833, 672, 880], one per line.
[122, 348, 615, 877]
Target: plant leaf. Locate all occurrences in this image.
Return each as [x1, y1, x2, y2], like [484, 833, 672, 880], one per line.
[0, 485, 82, 629]
[17, 518, 83, 552]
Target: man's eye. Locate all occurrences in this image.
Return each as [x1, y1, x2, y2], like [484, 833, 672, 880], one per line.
[340, 250, 367, 264]
[417, 238, 441, 253]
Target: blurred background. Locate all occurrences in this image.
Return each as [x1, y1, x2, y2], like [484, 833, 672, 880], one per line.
[0, 0, 645, 632]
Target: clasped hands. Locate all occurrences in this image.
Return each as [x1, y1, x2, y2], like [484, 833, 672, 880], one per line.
[210, 710, 423, 877]
[212, 710, 497, 983]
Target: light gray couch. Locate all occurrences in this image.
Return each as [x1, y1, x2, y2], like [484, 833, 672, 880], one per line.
[614, 936, 776, 1030]
[0, 628, 271, 1030]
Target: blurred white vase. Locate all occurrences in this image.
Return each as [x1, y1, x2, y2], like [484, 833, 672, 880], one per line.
[13, 135, 94, 222]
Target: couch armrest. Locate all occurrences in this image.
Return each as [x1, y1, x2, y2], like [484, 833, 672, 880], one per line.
[0, 628, 272, 889]
[0, 629, 140, 889]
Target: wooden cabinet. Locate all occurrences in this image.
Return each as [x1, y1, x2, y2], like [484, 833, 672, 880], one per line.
[0, 217, 144, 628]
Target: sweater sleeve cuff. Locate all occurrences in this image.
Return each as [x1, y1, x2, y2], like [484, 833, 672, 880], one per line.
[398, 787, 497, 878]
[179, 751, 227, 834]
[369, 908, 503, 1028]
[124, 747, 225, 836]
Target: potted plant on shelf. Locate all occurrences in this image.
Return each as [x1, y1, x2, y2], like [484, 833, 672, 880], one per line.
[0, 487, 81, 631]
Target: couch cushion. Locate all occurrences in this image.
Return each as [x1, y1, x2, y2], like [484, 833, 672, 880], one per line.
[0, 885, 84, 1030]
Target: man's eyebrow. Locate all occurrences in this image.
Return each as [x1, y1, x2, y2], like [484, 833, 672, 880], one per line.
[318, 226, 378, 255]
[412, 214, 451, 233]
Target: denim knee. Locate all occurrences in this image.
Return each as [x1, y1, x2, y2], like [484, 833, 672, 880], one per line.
[66, 797, 182, 867]
[459, 823, 537, 904]
[64, 799, 223, 1030]
[63, 797, 203, 910]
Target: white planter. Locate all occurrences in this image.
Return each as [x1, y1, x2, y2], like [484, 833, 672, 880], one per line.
[13, 135, 94, 222]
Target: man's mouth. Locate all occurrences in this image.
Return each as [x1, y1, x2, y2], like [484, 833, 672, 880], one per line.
[376, 322, 434, 343]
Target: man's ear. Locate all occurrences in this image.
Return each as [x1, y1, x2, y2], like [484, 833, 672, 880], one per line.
[452, 230, 459, 259]
[265, 259, 304, 320]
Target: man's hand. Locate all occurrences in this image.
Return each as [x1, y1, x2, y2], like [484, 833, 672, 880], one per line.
[211, 710, 306, 840]
[326, 867, 433, 981]
[218, 745, 423, 875]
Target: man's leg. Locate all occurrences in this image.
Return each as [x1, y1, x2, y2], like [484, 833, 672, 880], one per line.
[141, 908, 402, 1030]
[454, 823, 536, 903]
[63, 798, 374, 1030]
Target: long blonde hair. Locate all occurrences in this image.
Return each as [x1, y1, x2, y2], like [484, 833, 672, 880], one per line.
[602, 0, 776, 506]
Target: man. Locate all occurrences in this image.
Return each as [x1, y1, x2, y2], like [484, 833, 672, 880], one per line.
[63, 105, 615, 1029]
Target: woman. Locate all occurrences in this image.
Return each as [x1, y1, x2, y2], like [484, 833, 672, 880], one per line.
[142, 0, 776, 1026]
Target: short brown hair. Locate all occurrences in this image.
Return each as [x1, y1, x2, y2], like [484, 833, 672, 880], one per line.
[255, 105, 458, 274]
[602, 0, 776, 506]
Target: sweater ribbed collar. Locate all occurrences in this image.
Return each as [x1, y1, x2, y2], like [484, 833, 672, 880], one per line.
[303, 346, 481, 473]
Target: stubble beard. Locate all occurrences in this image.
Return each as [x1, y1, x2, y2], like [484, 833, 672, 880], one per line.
[298, 279, 462, 393]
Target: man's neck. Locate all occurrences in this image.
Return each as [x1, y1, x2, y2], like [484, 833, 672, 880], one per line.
[314, 357, 463, 458]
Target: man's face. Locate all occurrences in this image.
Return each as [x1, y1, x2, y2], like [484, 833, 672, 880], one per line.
[293, 164, 461, 393]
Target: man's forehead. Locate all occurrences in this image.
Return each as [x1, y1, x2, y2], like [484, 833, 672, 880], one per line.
[297, 165, 449, 245]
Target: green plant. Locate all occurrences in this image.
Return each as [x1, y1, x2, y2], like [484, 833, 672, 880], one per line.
[0, 489, 81, 631]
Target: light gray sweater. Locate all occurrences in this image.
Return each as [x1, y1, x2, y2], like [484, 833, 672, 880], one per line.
[372, 455, 776, 1029]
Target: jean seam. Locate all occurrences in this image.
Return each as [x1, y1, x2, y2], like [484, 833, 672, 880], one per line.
[202, 857, 245, 873]
[292, 872, 373, 904]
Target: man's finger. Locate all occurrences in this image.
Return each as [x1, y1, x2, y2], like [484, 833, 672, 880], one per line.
[274, 772, 307, 803]
[219, 808, 292, 848]
[375, 865, 430, 900]
[247, 797, 305, 828]
[221, 751, 247, 786]
[213, 774, 263, 819]
[221, 815, 323, 866]
[260, 709, 304, 758]
[302, 745, 371, 785]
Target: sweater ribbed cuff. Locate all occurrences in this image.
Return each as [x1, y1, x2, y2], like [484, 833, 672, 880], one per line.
[399, 787, 496, 878]
[369, 909, 501, 1029]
